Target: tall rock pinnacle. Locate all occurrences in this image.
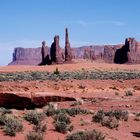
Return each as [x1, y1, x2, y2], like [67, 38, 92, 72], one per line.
[50, 35, 64, 63]
[41, 41, 48, 61]
[65, 28, 72, 61]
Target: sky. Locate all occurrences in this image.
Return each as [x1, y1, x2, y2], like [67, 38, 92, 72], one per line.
[0, 0, 140, 66]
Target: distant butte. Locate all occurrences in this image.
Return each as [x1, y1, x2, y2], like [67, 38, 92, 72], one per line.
[8, 28, 140, 65]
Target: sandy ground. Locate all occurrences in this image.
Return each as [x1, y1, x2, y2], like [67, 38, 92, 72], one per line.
[0, 61, 140, 140]
[1, 60, 140, 73]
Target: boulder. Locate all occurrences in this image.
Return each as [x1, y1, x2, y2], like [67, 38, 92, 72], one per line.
[0, 92, 33, 109]
[0, 92, 76, 109]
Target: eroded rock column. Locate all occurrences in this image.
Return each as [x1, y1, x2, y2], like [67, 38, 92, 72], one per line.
[65, 28, 72, 61]
[50, 35, 64, 63]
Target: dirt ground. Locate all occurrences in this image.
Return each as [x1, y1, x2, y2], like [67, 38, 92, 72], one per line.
[1, 60, 140, 73]
[0, 61, 140, 140]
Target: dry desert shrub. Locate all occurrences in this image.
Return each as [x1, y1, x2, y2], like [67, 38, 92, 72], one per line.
[24, 110, 45, 125]
[3, 115, 23, 136]
[53, 67, 60, 75]
[25, 131, 44, 140]
[65, 129, 105, 140]
[0, 107, 12, 115]
[135, 113, 140, 121]
[33, 123, 47, 133]
[92, 109, 128, 129]
[53, 112, 73, 133]
[1, 70, 140, 81]
[125, 89, 134, 96]
[101, 116, 119, 129]
[43, 103, 57, 116]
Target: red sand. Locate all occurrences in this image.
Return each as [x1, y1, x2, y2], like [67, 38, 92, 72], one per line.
[0, 61, 140, 140]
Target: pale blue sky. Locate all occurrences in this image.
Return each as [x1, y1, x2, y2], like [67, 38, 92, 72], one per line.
[0, 0, 140, 65]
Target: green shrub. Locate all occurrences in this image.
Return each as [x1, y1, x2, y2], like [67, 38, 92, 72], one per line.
[65, 129, 105, 140]
[53, 112, 73, 133]
[54, 113, 71, 124]
[1, 70, 140, 82]
[125, 90, 133, 96]
[0, 107, 12, 115]
[105, 110, 128, 121]
[0, 114, 7, 125]
[92, 110, 105, 123]
[43, 104, 56, 116]
[101, 116, 119, 129]
[55, 109, 67, 115]
[93, 110, 128, 123]
[92, 109, 128, 129]
[54, 121, 68, 133]
[24, 110, 45, 125]
[33, 123, 47, 133]
[66, 108, 89, 116]
[25, 131, 44, 140]
[135, 113, 140, 121]
[4, 115, 23, 136]
[55, 108, 90, 117]
[53, 68, 60, 75]
[70, 99, 84, 107]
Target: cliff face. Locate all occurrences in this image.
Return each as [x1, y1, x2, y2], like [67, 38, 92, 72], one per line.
[128, 39, 140, 63]
[9, 47, 43, 65]
[8, 38, 140, 65]
[8, 45, 116, 65]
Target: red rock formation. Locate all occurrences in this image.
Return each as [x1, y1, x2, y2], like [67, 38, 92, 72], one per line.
[9, 47, 42, 65]
[65, 28, 72, 61]
[50, 35, 64, 63]
[114, 38, 140, 64]
[127, 38, 140, 63]
[0, 92, 76, 109]
[103, 45, 122, 63]
[9, 38, 140, 65]
[39, 41, 51, 65]
[83, 48, 95, 60]
[41, 41, 49, 61]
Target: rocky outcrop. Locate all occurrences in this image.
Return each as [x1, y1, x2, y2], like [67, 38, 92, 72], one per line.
[50, 35, 64, 64]
[114, 38, 140, 64]
[9, 47, 42, 65]
[9, 38, 140, 65]
[103, 45, 122, 63]
[127, 38, 140, 63]
[39, 41, 51, 65]
[41, 41, 49, 61]
[65, 28, 72, 61]
[114, 39, 130, 64]
[0, 92, 76, 109]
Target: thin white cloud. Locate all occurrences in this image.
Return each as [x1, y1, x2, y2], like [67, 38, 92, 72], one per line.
[62, 20, 126, 27]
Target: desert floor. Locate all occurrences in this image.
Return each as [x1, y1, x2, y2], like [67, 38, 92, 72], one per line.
[0, 60, 140, 140]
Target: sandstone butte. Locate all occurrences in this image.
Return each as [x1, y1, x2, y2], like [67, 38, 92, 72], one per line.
[8, 28, 140, 65]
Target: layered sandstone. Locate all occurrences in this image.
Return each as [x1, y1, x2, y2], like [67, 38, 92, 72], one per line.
[9, 38, 140, 65]
[0, 92, 76, 109]
[50, 35, 64, 63]
[9, 47, 42, 65]
[65, 28, 72, 61]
